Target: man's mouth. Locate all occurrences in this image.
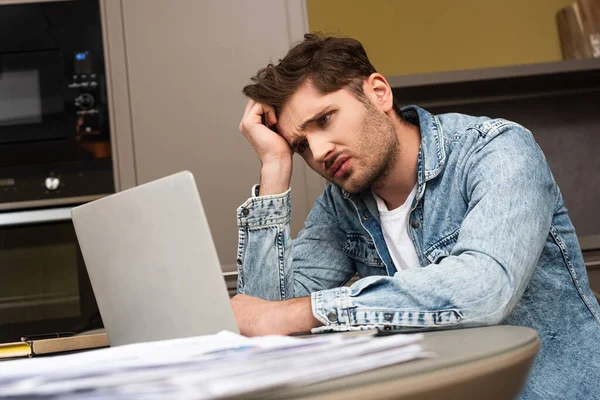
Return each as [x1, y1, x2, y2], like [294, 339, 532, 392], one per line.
[328, 156, 350, 179]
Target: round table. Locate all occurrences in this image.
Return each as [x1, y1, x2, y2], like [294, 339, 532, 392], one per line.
[261, 325, 540, 400]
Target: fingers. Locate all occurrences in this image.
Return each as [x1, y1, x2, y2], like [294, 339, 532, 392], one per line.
[240, 99, 255, 133]
[238, 98, 292, 167]
[240, 99, 277, 134]
[261, 105, 277, 127]
[243, 99, 255, 116]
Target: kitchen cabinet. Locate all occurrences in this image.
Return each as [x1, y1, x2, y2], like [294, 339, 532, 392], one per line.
[100, 0, 325, 274]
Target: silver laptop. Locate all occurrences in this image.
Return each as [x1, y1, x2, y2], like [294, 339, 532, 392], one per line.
[71, 171, 239, 346]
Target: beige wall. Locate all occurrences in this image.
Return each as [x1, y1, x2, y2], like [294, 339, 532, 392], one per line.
[307, 0, 575, 76]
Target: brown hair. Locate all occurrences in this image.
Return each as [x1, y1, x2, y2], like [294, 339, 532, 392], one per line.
[243, 33, 401, 117]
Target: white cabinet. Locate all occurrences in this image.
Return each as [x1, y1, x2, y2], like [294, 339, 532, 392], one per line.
[100, 0, 324, 272]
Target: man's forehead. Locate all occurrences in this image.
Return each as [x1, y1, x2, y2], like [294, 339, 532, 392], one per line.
[278, 82, 335, 132]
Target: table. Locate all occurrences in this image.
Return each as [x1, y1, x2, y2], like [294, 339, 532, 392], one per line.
[260, 325, 540, 400]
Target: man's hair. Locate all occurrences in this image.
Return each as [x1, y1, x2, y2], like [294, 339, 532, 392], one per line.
[243, 33, 401, 117]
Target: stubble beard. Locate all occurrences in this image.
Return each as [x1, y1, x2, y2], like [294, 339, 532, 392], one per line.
[340, 104, 400, 194]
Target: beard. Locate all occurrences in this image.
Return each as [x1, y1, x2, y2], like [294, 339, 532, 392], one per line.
[335, 102, 400, 194]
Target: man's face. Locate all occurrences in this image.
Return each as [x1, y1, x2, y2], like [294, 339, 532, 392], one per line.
[277, 80, 399, 193]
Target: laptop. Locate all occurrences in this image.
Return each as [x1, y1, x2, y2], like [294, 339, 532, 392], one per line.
[71, 171, 239, 346]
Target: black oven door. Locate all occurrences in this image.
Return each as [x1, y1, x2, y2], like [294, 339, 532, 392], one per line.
[0, 50, 67, 144]
[0, 207, 102, 342]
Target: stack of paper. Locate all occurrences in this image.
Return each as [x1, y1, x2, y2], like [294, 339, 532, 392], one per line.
[0, 331, 432, 399]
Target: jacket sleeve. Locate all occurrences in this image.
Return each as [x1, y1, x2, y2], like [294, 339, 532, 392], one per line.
[310, 124, 557, 331]
[236, 185, 356, 301]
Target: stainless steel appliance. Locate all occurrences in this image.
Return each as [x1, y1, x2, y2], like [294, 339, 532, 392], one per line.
[0, 0, 111, 341]
[0, 0, 113, 210]
[0, 208, 100, 342]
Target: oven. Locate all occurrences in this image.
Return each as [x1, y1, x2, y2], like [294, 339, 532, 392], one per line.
[0, 0, 111, 341]
[0, 207, 101, 342]
[0, 0, 113, 210]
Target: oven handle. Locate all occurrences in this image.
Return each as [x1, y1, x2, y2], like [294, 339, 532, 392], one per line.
[0, 207, 73, 227]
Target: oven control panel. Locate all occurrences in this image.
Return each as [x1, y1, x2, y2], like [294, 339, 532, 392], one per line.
[0, 160, 114, 207]
[68, 51, 105, 139]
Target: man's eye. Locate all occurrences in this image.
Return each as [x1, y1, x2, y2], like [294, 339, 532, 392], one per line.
[317, 113, 331, 126]
[297, 140, 309, 154]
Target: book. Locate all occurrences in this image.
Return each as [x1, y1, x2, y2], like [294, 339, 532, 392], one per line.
[0, 341, 31, 359]
[0, 332, 108, 360]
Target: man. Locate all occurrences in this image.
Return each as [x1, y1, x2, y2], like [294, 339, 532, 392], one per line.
[233, 34, 600, 398]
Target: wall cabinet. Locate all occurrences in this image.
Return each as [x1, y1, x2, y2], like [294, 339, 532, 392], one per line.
[100, 0, 324, 276]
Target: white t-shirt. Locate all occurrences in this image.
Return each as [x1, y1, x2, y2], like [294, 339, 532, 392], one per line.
[372, 186, 420, 271]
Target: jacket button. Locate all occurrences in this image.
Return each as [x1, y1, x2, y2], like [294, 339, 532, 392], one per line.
[327, 311, 338, 322]
[241, 208, 250, 216]
[411, 220, 420, 229]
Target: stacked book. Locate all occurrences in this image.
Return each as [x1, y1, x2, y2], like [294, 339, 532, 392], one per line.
[0, 332, 108, 359]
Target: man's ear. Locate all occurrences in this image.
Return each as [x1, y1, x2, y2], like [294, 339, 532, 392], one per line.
[365, 73, 394, 113]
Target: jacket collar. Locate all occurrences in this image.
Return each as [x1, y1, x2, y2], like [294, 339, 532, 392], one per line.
[342, 105, 446, 201]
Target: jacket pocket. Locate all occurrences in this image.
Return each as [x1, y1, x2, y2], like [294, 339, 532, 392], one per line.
[424, 228, 460, 264]
[342, 234, 385, 267]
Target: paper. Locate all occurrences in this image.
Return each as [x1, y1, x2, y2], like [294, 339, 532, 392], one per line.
[0, 331, 433, 399]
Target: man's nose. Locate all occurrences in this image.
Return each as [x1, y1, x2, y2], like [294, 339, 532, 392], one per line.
[309, 137, 334, 165]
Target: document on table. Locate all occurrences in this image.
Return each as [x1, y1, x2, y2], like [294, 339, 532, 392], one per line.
[0, 330, 433, 399]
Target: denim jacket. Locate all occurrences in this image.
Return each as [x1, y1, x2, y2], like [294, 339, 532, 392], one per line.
[236, 106, 600, 399]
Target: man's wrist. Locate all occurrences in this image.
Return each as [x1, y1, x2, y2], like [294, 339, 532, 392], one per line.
[278, 297, 321, 335]
[259, 160, 292, 196]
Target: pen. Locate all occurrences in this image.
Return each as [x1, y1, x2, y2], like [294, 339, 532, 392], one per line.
[21, 332, 76, 342]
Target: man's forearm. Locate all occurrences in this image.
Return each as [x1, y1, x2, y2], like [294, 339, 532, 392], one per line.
[236, 185, 294, 301]
[259, 160, 292, 196]
[231, 294, 322, 336]
[279, 297, 321, 334]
